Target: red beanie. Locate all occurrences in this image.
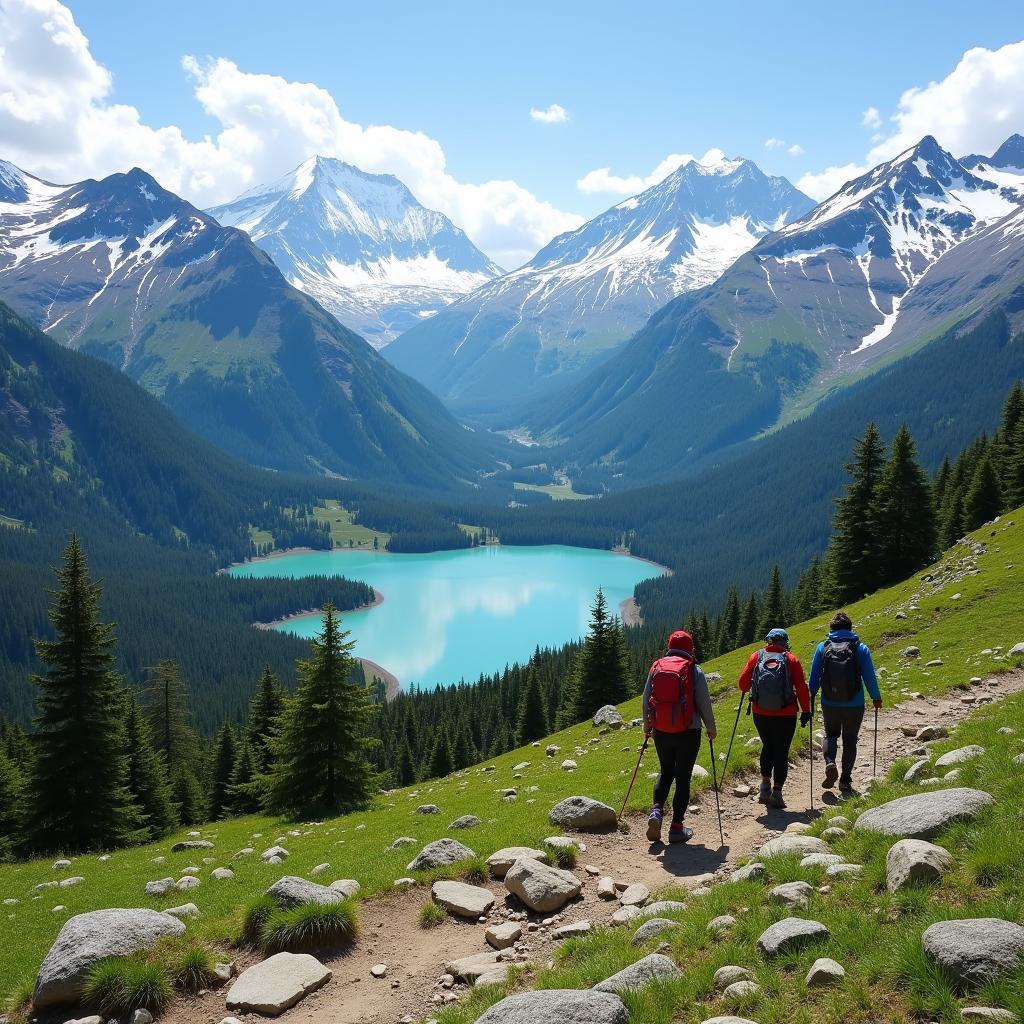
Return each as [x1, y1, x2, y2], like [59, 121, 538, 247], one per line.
[667, 630, 694, 654]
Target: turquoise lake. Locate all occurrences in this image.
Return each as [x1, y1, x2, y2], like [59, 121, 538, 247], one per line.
[228, 545, 663, 690]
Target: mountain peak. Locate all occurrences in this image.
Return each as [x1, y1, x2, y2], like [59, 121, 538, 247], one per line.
[989, 133, 1024, 169]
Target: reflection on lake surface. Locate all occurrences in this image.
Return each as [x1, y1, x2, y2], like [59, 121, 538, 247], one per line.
[228, 544, 663, 689]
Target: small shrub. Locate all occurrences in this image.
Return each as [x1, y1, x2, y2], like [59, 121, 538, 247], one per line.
[154, 936, 218, 993]
[261, 901, 359, 953]
[544, 841, 578, 870]
[462, 856, 489, 884]
[82, 956, 172, 1017]
[419, 900, 446, 929]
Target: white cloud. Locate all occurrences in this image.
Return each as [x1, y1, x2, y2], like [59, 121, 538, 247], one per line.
[577, 148, 726, 196]
[764, 137, 785, 150]
[861, 106, 882, 130]
[0, 0, 582, 268]
[800, 41, 1024, 200]
[529, 103, 569, 124]
[787, 143, 804, 157]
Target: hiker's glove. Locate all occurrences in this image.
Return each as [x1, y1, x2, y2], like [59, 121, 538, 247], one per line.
[872, 699, 883, 710]
[800, 711, 812, 727]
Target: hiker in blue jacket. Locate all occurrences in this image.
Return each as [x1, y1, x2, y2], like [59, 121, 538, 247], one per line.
[808, 611, 882, 794]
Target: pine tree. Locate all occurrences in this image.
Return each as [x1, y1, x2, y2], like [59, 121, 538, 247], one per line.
[870, 424, 937, 586]
[208, 721, 238, 820]
[718, 586, 741, 654]
[124, 691, 178, 840]
[738, 592, 761, 646]
[394, 741, 416, 786]
[228, 741, 261, 815]
[933, 456, 952, 509]
[827, 422, 887, 602]
[0, 745, 23, 860]
[758, 564, 788, 638]
[450, 721, 477, 770]
[27, 535, 139, 853]
[557, 589, 630, 725]
[515, 667, 549, 745]
[1004, 419, 1024, 511]
[426, 727, 455, 779]
[264, 604, 378, 818]
[939, 487, 967, 550]
[143, 660, 201, 778]
[793, 557, 823, 620]
[173, 769, 205, 827]
[964, 452, 1003, 531]
[247, 665, 285, 773]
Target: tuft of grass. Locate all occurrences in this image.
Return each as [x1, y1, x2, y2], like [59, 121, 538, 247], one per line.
[461, 855, 489, 884]
[3, 975, 35, 1024]
[81, 955, 173, 1017]
[260, 901, 358, 953]
[153, 936, 218, 993]
[544, 841, 578, 870]
[419, 900, 446, 929]
[239, 894, 276, 948]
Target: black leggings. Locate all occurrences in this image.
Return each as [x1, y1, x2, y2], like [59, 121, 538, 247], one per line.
[652, 728, 702, 821]
[822, 704, 865, 781]
[753, 712, 797, 789]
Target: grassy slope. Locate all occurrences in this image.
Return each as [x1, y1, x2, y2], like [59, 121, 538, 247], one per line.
[2, 513, 1023, 1000]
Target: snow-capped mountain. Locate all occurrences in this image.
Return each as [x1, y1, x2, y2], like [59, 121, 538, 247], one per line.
[384, 155, 814, 414]
[527, 135, 1024, 485]
[0, 160, 497, 485]
[208, 157, 501, 347]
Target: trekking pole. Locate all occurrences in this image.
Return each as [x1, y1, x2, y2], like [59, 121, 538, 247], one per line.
[808, 700, 815, 813]
[718, 691, 747, 792]
[707, 736, 726, 848]
[873, 705, 879, 778]
[618, 736, 649, 821]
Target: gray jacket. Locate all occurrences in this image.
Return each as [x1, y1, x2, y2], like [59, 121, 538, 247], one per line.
[641, 651, 716, 733]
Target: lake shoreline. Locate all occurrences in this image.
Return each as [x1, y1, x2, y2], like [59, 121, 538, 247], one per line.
[253, 588, 385, 631]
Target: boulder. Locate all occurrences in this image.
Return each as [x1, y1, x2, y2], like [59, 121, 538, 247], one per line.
[885, 839, 953, 892]
[164, 903, 200, 919]
[935, 745, 985, 768]
[476, 989, 629, 1024]
[406, 838, 475, 872]
[855, 789, 994, 839]
[144, 877, 175, 896]
[265, 876, 344, 909]
[611, 905, 641, 926]
[553, 920, 592, 939]
[594, 953, 682, 993]
[713, 966, 753, 991]
[759, 834, 830, 858]
[225, 952, 331, 1016]
[632, 918, 679, 945]
[486, 922, 523, 950]
[329, 879, 360, 898]
[34, 908, 185, 1008]
[917, 726, 948, 741]
[730, 863, 766, 882]
[487, 846, 550, 878]
[806, 957, 845, 986]
[562, 759, 578, 771]
[446, 950, 501, 981]
[171, 840, 214, 852]
[904, 759, 932, 783]
[415, 804, 440, 815]
[449, 815, 481, 830]
[707, 915, 736, 935]
[756, 917, 829, 957]
[593, 706, 624, 729]
[431, 880, 495, 918]
[922, 918, 1024, 987]
[723, 980, 760, 999]
[260, 846, 289, 862]
[618, 882, 650, 907]
[548, 796, 617, 832]
[769, 881, 813, 911]
[504, 858, 581, 912]
[211, 868, 234, 880]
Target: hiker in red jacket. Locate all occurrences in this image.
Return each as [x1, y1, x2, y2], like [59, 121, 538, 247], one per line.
[737, 627, 811, 809]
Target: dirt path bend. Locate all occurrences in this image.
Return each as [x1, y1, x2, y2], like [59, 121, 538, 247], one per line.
[166, 671, 1024, 1024]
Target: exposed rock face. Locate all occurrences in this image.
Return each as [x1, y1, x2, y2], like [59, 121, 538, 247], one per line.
[922, 918, 1024, 987]
[475, 989, 629, 1024]
[265, 876, 344, 909]
[406, 838, 475, 872]
[593, 953, 682, 993]
[854, 789, 994, 839]
[548, 796, 617, 831]
[756, 917, 829, 957]
[34, 909, 185, 1008]
[431, 880, 495, 918]
[885, 839, 953, 892]
[225, 952, 332, 1016]
[504, 858, 582, 912]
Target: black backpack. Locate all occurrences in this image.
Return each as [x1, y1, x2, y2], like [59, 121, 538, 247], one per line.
[751, 648, 794, 710]
[821, 635, 862, 701]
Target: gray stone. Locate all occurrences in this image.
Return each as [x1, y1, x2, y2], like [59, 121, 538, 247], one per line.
[935, 745, 986, 768]
[225, 952, 331, 1016]
[144, 877, 175, 896]
[431, 880, 495, 918]
[260, 845, 289, 862]
[486, 922, 523, 950]
[265, 876, 343, 909]
[594, 953, 682, 993]
[329, 879, 360, 898]
[132, 1009, 155, 1024]
[923, 918, 1024, 987]
[487, 846, 550, 878]
[164, 903, 200, 919]
[449, 815, 481, 830]
[308, 863, 329, 877]
[806, 957, 845, 986]
[757, 917, 830, 957]
[211, 867, 234, 880]
[707, 915, 736, 934]
[730, 863, 766, 882]
[855, 788, 994, 839]
[960, 1009, 1016, 1022]
[593, 705, 625, 729]
[389, 837, 417, 849]
[597, 876, 617, 899]
[561, 759, 578, 771]
[504, 858, 581, 912]
[905, 758, 932, 783]
[723, 980, 761, 999]
[63, 1017, 103, 1024]
[825, 863, 862, 878]
[415, 804, 440, 814]
[701, 1018, 759, 1024]
[475, 989, 628, 1024]
[632, 918, 679, 945]
[713, 966, 753, 991]
[800, 854, 845, 868]
[34, 908, 185, 1008]
[548, 796, 618, 832]
[553, 920, 592, 939]
[636, 900, 687, 919]
[406, 838, 475, 872]
[903, 646, 921, 659]
[171, 840, 214, 852]
[917, 726, 949, 741]
[759, 834, 830, 858]
[886, 839, 953, 892]
[618, 882, 650, 907]
[58, 876, 84, 888]
[769, 881, 813, 911]
[1008, 642, 1024, 657]
[610, 905, 641, 926]
[476, 966, 511, 987]
[445, 950, 501, 981]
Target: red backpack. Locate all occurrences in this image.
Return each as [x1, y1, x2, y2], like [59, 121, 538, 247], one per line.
[647, 655, 695, 733]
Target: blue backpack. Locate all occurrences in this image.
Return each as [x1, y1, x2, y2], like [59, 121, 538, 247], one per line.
[752, 649, 793, 710]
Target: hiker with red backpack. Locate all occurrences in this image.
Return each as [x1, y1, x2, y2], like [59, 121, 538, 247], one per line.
[736, 627, 811, 809]
[808, 611, 882, 794]
[643, 630, 717, 844]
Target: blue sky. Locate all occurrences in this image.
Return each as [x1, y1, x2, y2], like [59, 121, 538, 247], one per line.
[3, 1, 1024, 265]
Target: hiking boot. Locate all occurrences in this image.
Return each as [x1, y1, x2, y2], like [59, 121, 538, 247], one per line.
[668, 822, 693, 844]
[823, 760, 839, 789]
[769, 788, 786, 809]
[757, 782, 771, 805]
[646, 805, 663, 842]
[838, 777, 854, 795]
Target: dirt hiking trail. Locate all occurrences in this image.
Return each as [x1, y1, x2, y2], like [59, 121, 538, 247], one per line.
[165, 671, 1024, 1024]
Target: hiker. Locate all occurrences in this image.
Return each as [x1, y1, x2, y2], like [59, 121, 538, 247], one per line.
[736, 627, 811, 808]
[643, 629, 717, 844]
[808, 611, 882, 793]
